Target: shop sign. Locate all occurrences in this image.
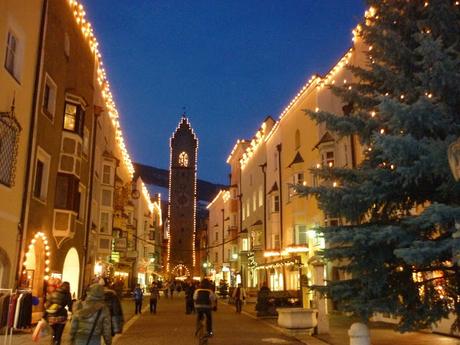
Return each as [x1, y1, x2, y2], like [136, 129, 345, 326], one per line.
[114, 238, 127, 251]
[247, 252, 256, 268]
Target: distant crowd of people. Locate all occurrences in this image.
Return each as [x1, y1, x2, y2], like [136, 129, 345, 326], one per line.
[35, 275, 252, 344]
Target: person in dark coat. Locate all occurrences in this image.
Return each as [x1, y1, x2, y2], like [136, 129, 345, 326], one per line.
[103, 287, 124, 335]
[43, 281, 72, 345]
[149, 283, 160, 314]
[184, 280, 195, 314]
[70, 284, 112, 345]
[132, 284, 143, 314]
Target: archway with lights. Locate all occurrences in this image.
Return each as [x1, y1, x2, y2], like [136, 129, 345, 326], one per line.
[22, 232, 51, 299]
[171, 264, 190, 278]
[62, 247, 80, 298]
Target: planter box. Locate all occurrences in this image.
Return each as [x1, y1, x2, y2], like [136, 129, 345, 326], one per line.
[277, 308, 318, 329]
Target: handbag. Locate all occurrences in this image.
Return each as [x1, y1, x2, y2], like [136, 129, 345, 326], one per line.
[85, 308, 102, 345]
[32, 319, 49, 342]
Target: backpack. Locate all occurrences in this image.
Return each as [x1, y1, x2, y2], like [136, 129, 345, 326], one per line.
[194, 289, 212, 308]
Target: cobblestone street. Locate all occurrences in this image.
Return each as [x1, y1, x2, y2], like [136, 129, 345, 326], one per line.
[114, 293, 302, 345]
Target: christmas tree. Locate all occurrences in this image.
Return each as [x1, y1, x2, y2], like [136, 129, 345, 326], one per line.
[299, 0, 460, 332]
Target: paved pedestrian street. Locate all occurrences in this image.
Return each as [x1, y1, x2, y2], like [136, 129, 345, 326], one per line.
[115, 294, 302, 345]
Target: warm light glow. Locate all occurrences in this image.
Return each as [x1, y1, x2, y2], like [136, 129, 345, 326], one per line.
[23, 232, 51, 281]
[285, 246, 309, 253]
[264, 251, 281, 257]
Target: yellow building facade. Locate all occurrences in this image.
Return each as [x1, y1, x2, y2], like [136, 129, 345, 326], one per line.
[0, 0, 44, 288]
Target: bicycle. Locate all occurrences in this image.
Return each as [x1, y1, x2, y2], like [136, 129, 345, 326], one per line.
[195, 314, 209, 345]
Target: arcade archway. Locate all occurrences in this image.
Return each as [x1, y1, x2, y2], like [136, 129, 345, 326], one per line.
[62, 247, 80, 298]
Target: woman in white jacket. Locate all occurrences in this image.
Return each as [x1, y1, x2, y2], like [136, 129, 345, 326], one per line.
[231, 283, 247, 313]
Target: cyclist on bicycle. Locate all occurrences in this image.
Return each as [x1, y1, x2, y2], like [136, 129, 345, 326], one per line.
[193, 279, 216, 337]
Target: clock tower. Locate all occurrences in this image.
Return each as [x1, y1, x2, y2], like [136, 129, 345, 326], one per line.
[167, 116, 198, 277]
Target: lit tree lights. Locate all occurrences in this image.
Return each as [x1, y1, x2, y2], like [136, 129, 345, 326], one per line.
[298, 1, 460, 333]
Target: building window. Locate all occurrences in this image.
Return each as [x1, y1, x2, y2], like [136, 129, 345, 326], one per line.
[295, 129, 300, 149]
[294, 225, 308, 245]
[322, 150, 335, 167]
[258, 186, 263, 207]
[215, 231, 219, 242]
[227, 249, 231, 261]
[272, 234, 280, 249]
[54, 173, 80, 212]
[271, 195, 280, 213]
[99, 238, 110, 250]
[215, 252, 218, 262]
[274, 151, 278, 171]
[33, 148, 51, 201]
[0, 109, 21, 187]
[100, 211, 111, 233]
[102, 164, 112, 185]
[63, 102, 84, 135]
[42, 74, 57, 120]
[178, 151, 189, 167]
[64, 32, 70, 58]
[242, 204, 246, 220]
[78, 184, 86, 220]
[242, 238, 249, 251]
[325, 218, 340, 227]
[83, 127, 90, 156]
[293, 172, 304, 185]
[4, 31, 20, 80]
[101, 189, 112, 207]
[246, 200, 250, 218]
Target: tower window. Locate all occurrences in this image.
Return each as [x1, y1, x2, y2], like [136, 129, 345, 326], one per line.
[295, 129, 301, 149]
[178, 151, 189, 167]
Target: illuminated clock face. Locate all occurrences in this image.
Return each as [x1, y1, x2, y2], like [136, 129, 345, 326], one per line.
[178, 151, 189, 167]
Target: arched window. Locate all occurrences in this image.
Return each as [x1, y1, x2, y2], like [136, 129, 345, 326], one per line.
[295, 129, 301, 149]
[178, 151, 189, 167]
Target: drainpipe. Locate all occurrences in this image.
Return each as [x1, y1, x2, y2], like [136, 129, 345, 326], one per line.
[259, 163, 267, 283]
[221, 208, 225, 268]
[238, 163, 244, 287]
[81, 106, 102, 295]
[16, 0, 48, 288]
[276, 144, 286, 290]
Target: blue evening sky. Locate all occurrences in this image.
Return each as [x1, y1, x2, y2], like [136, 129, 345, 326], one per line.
[80, 0, 365, 185]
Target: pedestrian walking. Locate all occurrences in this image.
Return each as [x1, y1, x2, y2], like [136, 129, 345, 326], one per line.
[184, 280, 195, 314]
[169, 281, 175, 299]
[149, 282, 160, 314]
[70, 284, 112, 345]
[101, 279, 124, 335]
[232, 283, 247, 313]
[133, 284, 143, 314]
[43, 280, 73, 345]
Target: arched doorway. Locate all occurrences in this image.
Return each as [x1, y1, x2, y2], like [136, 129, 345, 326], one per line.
[62, 248, 80, 298]
[22, 232, 49, 308]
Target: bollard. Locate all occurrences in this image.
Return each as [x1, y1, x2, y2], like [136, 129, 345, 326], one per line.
[348, 322, 370, 345]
